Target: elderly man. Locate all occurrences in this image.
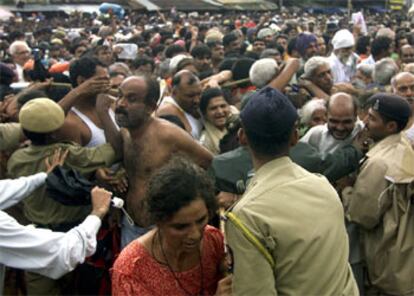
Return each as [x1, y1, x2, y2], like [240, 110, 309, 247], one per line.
[329, 29, 359, 83]
[399, 44, 414, 65]
[226, 86, 358, 295]
[371, 58, 399, 90]
[301, 56, 334, 99]
[344, 93, 414, 295]
[8, 40, 31, 82]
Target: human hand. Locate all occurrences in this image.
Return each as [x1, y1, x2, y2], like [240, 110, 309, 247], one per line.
[215, 275, 232, 296]
[352, 128, 372, 153]
[95, 167, 128, 193]
[96, 93, 116, 114]
[74, 75, 111, 98]
[90, 186, 112, 219]
[45, 148, 69, 174]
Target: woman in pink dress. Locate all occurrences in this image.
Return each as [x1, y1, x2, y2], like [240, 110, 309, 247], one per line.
[112, 157, 232, 296]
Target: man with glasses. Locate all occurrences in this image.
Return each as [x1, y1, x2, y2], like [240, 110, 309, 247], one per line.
[8, 40, 31, 82]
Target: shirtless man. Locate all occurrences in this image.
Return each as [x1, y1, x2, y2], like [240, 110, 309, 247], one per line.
[97, 75, 213, 247]
[57, 56, 115, 147]
[156, 70, 203, 139]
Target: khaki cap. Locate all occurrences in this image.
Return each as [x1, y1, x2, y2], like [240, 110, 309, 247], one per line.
[19, 98, 65, 133]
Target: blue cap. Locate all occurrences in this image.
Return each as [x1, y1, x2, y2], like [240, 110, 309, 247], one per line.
[240, 86, 298, 138]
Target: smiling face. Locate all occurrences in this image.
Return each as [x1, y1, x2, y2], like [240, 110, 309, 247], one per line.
[158, 198, 209, 253]
[327, 95, 357, 140]
[205, 96, 230, 130]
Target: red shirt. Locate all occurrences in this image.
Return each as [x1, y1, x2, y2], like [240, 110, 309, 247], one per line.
[112, 226, 225, 296]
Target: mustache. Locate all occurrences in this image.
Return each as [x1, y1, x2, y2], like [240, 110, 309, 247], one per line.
[115, 107, 128, 115]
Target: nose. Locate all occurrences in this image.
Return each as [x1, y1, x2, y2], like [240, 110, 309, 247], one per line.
[187, 224, 202, 241]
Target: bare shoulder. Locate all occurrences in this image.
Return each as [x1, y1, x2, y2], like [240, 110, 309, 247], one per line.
[154, 117, 191, 142]
[156, 103, 181, 117]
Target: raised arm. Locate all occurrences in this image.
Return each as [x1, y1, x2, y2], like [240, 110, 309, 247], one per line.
[268, 58, 300, 91]
[96, 94, 123, 157]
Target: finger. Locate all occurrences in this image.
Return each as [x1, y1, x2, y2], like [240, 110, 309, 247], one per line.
[45, 156, 51, 169]
[61, 149, 69, 164]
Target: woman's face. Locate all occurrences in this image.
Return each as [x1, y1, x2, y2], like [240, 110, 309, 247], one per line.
[159, 198, 209, 253]
[205, 96, 230, 130]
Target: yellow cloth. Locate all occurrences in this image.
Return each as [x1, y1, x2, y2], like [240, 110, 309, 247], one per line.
[226, 156, 358, 295]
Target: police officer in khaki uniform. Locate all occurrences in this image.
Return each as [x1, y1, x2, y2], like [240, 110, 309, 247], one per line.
[7, 98, 120, 295]
[225, 87, 358, 295]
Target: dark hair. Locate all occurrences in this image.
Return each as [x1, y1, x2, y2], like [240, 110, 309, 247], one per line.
[69, 56, 105, 87]
[176, 58, 195, 73]
[371, 37, 392, 58]
[131, 56, 155, 71]
[223, 32, 238, 47]
[355, 36, 371, 55]
[287, 37, 298, 56]
[22, 129, 52, 145]
[383, 115, 408, 132]
[17, 89, 47, 108]
[242, 123, 293, 156]
[206, 40, 222, 49]
[147, 157, 217, 224]
[200, 88, 224, 115]
[191, 45, 211, 59]
[218, 57, 238, 72]
[159, 114, 186, 130]
[142, 75, 160, 108]
[165, 44, 186, 59]
[172, 71, 198, 88]
[231, 58, 255, 87]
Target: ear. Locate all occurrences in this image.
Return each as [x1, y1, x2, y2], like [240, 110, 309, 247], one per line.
[385, 121, 398, 134]
[238, 127, 248, 146]
[77, 76, 85, 86]
[289, 127, 299, 147]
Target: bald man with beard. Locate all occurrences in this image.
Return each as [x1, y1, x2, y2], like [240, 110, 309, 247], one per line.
[96, 75, 213, 248]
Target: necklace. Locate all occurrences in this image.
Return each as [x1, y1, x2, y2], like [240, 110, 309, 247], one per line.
[153, 230, 205, 296]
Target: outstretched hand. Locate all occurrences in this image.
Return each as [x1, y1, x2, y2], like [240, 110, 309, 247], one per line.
[45, 148, 69, 174]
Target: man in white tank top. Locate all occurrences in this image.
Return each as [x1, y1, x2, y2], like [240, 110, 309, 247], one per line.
[57, 56, 118, 147]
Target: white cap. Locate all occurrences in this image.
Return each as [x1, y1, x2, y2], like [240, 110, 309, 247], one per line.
[332, 29, 355, 50]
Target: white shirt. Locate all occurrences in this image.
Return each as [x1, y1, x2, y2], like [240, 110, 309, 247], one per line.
[360, 55, 375, 65]
[329, 53, 358, 83]
[300, 121, 364, 158]
[0, 173, 101, 294]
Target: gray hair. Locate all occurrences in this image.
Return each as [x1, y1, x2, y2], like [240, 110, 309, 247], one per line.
[373, 58, 398, 86]
[299, 98, 327, 125]
[303, 56, 330, 79]
[249, 58, 279, 88]
[260, 48, 280, 59]
[356, 64, 374, 79]
[9, 41, 30, 55]
[109, 62, 131, 76]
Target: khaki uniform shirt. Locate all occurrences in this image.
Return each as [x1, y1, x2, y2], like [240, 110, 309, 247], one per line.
[0, 123, 22, 152]
[7, 142, 118, 225]
[226, 157, 358, 296]
[344, 133, 414, 294]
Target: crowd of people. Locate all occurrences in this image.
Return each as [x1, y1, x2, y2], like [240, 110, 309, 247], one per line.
[1, 5, 414, 295]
